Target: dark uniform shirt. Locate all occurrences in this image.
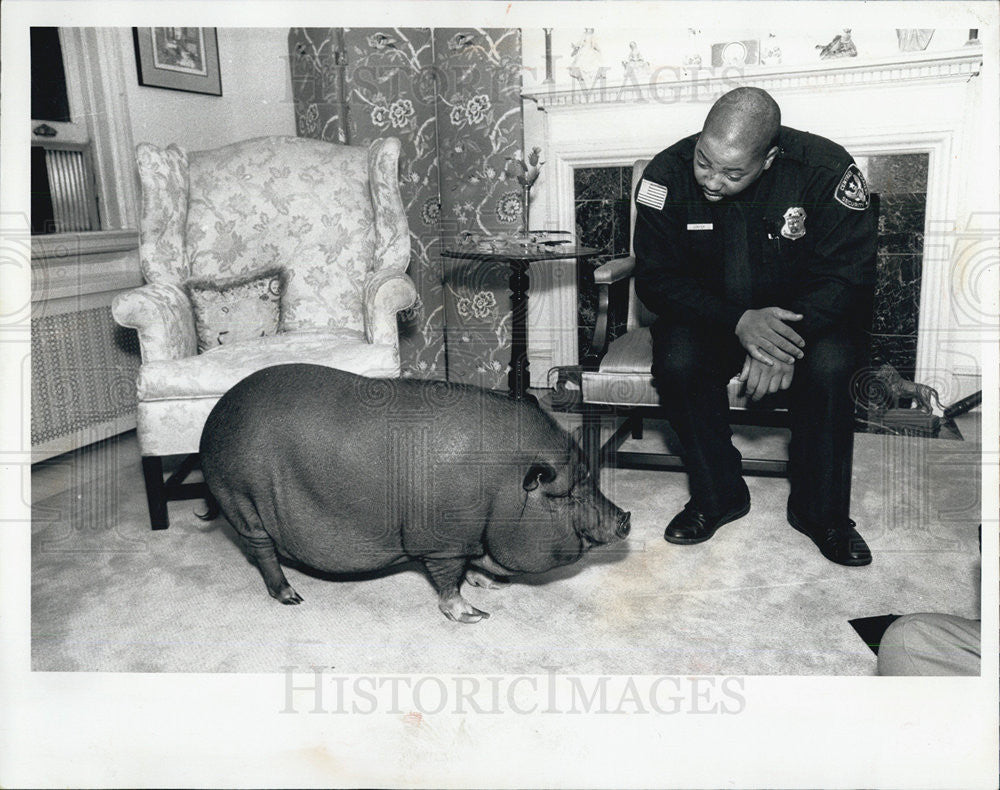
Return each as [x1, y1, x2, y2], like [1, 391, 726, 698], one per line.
[633, 125, 878, 339]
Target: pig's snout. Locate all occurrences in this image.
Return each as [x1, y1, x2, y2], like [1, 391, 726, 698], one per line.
[582, 505, 630, 546]
[616, 511, 631, 538]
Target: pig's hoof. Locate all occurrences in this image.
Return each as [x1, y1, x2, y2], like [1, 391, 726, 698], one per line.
[271, 585, 303, 605]
[439, 597, 490, 623]
[464, 568, 510, 589]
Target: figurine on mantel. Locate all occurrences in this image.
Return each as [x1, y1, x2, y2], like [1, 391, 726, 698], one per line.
[760, 33, 782, 66]
[622, 40, 652, 82]
[682, 28, 703, 66]
[816, 28, 857, 59]
[896, 29, 935, 52]
[569, 28, 604, 85]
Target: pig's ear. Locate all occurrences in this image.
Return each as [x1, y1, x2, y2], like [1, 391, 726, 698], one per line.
[522, 462, 556, 492]
[522, 460, 575, 496]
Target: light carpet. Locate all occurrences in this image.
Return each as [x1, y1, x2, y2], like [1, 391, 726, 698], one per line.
[31, 421, 981, 675]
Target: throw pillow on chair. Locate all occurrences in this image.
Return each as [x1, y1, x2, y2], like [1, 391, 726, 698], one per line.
[184, 266, 288, 351]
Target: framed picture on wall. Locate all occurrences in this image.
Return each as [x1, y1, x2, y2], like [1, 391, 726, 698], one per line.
[133, 27, 222, 96]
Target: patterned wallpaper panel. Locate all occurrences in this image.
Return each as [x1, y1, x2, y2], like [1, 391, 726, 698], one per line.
[435, 28, 523, 389]
[289, 28, 349, 144]
[290, 27, 445, 378]
[343, 27, 446, 379]
[288, 27, 523, 388]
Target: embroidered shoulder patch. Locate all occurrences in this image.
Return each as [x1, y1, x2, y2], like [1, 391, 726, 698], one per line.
[636, 178, 668, 211]
[834, 163, 870, 210]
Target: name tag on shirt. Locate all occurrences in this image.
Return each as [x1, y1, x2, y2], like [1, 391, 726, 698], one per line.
[686, 223, 713, 231]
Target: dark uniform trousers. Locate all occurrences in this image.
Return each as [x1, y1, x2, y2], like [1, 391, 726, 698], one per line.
[651, 318, 862, 525]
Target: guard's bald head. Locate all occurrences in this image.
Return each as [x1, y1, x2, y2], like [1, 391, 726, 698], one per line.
[692, 88, 781, 201]
[702, 87, 780, 159]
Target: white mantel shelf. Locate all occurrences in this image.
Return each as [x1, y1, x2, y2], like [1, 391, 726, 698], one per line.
[523, 48, 983, 109]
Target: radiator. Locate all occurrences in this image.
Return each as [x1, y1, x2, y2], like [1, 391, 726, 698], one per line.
[46, 148, 98, 233]
[32, 144, 100, 235]
[31, 307, 141, 450]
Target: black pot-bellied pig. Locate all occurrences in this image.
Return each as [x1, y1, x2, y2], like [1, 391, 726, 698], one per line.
[199, 364, 630, 623]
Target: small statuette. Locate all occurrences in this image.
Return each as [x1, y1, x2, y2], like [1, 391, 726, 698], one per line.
[895, 29, 935, 52]
[505, 147, 545, 237]
[622, 41, 651, 82]
[569, 28, 605, 85]
[816, 28, 857, 60]
[682, 28, 703, 67]
[760, 33, 782, 66]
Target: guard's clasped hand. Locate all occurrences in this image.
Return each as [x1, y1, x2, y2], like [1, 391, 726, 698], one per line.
[739, 355, 795, 400]
[735, 307, 805, 365]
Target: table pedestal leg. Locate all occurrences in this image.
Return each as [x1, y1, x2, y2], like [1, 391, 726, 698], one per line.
[507, 259, 535, 402]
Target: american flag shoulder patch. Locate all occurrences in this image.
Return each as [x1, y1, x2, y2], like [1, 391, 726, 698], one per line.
[636, 178, 668, 210]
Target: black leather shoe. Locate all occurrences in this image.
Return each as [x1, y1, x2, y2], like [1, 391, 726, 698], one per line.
[664, 489, 751, 545]
[787, 507, 872, 566]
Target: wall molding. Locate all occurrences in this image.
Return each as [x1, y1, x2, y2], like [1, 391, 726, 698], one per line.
[31, 416, 138, 465]
[70, 27, 139, 230]
[32, 229, 139, 262]
[32, 232, 142, 307]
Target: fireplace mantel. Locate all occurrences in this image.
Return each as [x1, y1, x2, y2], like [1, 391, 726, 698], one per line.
[523, 49, 982, 109]
[521, 47, 987, 398]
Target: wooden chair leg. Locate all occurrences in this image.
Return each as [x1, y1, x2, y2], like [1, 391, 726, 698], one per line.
[631, 415, 644, 440]
[141, 456, 169, 531]
[582, 408, 604, 485]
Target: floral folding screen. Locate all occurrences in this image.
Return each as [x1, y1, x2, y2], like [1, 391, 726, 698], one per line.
[289, 28, 523, 388]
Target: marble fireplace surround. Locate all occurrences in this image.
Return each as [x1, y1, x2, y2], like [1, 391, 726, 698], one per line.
[520, 48, 984, 397]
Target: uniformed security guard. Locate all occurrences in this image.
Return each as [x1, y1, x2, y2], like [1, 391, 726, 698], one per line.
[633, 86, 877, 566]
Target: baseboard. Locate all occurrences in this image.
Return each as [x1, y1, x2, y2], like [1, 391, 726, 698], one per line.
[32, 415, 137, 464]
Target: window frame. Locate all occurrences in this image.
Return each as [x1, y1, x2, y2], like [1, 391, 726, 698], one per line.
[30, 27, 139, 258]
[31, 27, 90, 144]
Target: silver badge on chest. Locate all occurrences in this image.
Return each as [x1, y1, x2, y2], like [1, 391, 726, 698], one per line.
[780, 206, 807, 240]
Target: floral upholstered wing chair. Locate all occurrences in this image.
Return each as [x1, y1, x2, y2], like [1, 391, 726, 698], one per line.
[112, 135, 417, 530]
